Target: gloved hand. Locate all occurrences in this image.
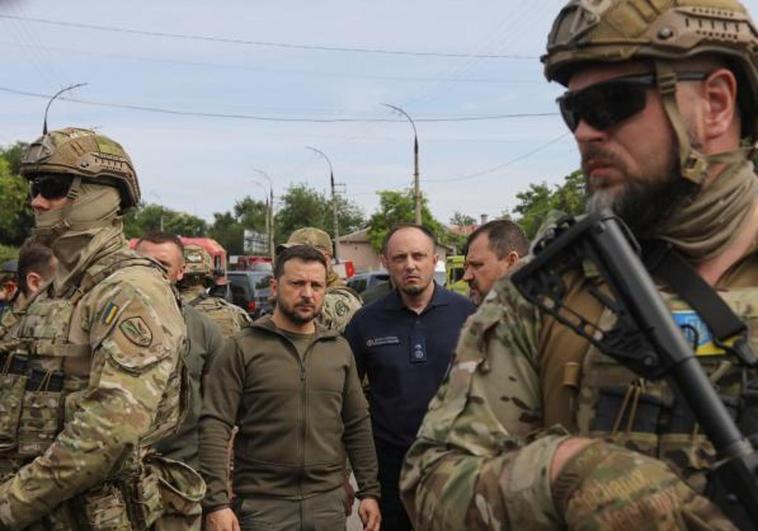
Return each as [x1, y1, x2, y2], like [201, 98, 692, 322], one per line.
[552, 441, 737, 530]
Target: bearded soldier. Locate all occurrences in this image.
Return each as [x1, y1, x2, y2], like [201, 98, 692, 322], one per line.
[277, 227, 362, 333]
[401, 1, 758, 530]
[178, 244, 251, 335]
[0, 127, 204, 530]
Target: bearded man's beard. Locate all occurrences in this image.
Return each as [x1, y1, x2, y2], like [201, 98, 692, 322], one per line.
[584, 149, 697, 239]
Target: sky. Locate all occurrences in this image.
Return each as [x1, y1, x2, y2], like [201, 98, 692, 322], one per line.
[1, 0, 756, 228]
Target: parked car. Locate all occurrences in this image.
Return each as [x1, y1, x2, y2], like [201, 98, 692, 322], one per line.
[347, 271, 390, 294]
[227, 271, 273, 318]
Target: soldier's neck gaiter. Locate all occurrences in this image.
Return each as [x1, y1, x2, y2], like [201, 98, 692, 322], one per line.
[33, 183, 127, 294]
[657, 155, 757, 263]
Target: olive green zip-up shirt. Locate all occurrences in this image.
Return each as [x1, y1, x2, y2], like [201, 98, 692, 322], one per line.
[199, 314, 380, 510]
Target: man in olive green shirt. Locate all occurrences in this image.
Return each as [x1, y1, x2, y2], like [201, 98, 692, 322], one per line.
[136, 232, 226, 468]
[200, 245, 380, 531]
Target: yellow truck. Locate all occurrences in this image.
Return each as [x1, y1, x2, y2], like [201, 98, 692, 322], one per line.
[445, 255, 468, 296]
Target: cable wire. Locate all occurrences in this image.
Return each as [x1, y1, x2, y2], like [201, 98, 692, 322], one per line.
[0, 14, 538, 59]
[0, 85, 558, 123]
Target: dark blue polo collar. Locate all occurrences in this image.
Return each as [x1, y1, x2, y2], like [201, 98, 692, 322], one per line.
[383, 282, 451, 313]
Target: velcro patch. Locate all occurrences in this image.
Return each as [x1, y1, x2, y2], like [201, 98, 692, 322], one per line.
[119, 316, 153, 347]
[672, 310, 730, 356]
[100, 301, 120, 325]
[366, 336, 400, 348]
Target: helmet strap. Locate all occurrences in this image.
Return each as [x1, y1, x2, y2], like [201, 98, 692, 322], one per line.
[655, 61, 709, 186]
[57, 176, 82, 234]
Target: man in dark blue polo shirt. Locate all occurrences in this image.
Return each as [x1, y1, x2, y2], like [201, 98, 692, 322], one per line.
[345, 224, 475, 531]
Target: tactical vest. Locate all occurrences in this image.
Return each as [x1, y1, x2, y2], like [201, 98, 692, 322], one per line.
[0, 253, 201, 530]
[571, 286, 758, 493]
[188, 293, 249, 336]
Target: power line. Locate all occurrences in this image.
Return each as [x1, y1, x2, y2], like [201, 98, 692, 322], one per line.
[0, 14, 539, 59]
[0, 86, 558, 123]
[0, 41, 542, 84]
[425, 133, 570, 183]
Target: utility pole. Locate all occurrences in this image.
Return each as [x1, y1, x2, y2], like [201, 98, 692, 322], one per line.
[383, 103, 421, 224]
[306, 146, 341, 262]
[251, 170, 275, 261]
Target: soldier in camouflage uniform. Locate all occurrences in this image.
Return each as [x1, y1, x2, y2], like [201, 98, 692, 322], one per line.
[0, 127, 204, 530]
[401, 1, 758, 530]
[0, 242, 56, 341]
[278, 227, 362, 333]
[178, 244, 251, 335]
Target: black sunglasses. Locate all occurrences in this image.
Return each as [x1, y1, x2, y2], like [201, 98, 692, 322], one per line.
[29, 175, 73, 200]
[557, 72, 709, 132]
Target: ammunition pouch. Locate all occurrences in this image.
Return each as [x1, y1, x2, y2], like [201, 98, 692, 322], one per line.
[44, 454, 205, 530]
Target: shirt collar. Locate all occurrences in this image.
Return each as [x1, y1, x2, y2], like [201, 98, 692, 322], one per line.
[383, 281, 450, 312]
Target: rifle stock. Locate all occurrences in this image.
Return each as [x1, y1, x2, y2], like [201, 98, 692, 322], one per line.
[511, 210, 758, 528]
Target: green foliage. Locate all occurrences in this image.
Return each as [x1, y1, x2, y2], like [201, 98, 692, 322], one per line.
[208, 195, 269, 254]
[0, 143, 33, 246]
[124, 203, 208, 239]
[274, 183, 365, 245]
[209, 211, 244, 255]
[366, 189, 444, 252]
[0, 244, 18, 263]
[510, 169, 585, 239]
[449, 211, 476, 227]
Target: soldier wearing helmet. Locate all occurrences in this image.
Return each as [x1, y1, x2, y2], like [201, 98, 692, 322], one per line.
[401, 1, 758, 530]
[277, 227, 362, 333]
[0, 127, 204, 529]
[178, 243, 251, 335]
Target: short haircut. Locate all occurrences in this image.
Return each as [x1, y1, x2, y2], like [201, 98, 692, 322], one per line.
[136, 231, 185, 256]
[381, 223, 437, 256]
[465, 219, 529, 259]
[17, 241, 56, 296]
[274, 245, 328, 279]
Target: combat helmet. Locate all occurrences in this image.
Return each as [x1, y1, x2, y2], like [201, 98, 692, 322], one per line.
[20, 127, 140, 209]
[183, 244, 214, 280]
[542, 0, 758, 182]
[277, 227, 333, 256]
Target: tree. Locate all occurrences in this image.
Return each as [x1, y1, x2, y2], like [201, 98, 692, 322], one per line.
[366, 189, 444, 252]
[449, 211, 476, 228]
[0, 143, 33, 246]
[209, 211, 244, 255]
[274, 183, 365, 245]
[207, 196, 270, 255]
[510, 169, 586, 239]
[124, 203, 207, 239]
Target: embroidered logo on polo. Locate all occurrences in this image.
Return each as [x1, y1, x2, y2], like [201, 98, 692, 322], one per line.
[366, 336, 400, 348]
[672, 310, 732, 356]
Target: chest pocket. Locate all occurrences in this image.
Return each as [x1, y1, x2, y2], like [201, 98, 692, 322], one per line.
[573, 287, 758, 493]
[1, 295, 91, 459]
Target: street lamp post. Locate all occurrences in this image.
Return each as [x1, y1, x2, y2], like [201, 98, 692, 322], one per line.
[305, 146, 340, 262]
[252, 169, 275, 261]
[383, 103, 421, 225]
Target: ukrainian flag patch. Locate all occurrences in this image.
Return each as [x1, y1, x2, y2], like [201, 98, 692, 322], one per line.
[100, 301, 120, 325]
[672, 310, 729, 356]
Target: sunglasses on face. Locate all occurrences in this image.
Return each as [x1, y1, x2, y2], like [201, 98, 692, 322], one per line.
[557, 72, 709, 132]
[29, 175, 73, 200]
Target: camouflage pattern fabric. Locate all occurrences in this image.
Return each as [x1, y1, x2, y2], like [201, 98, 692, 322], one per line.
[319, 285, 362, 334]
[399, 240, 756, 529]
[0, 251, 203, 530]
[553, 441, 736, 530]
[180, 285, 251, 336]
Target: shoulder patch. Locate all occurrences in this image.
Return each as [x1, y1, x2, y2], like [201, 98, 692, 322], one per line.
[119, 316, 153, 347]
[335, 300, 350, 316]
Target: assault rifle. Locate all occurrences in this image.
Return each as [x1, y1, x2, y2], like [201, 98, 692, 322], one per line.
[510, 209, 758, 529]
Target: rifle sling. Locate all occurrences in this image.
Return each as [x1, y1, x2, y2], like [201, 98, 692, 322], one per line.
[642, 241, 746, 342]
